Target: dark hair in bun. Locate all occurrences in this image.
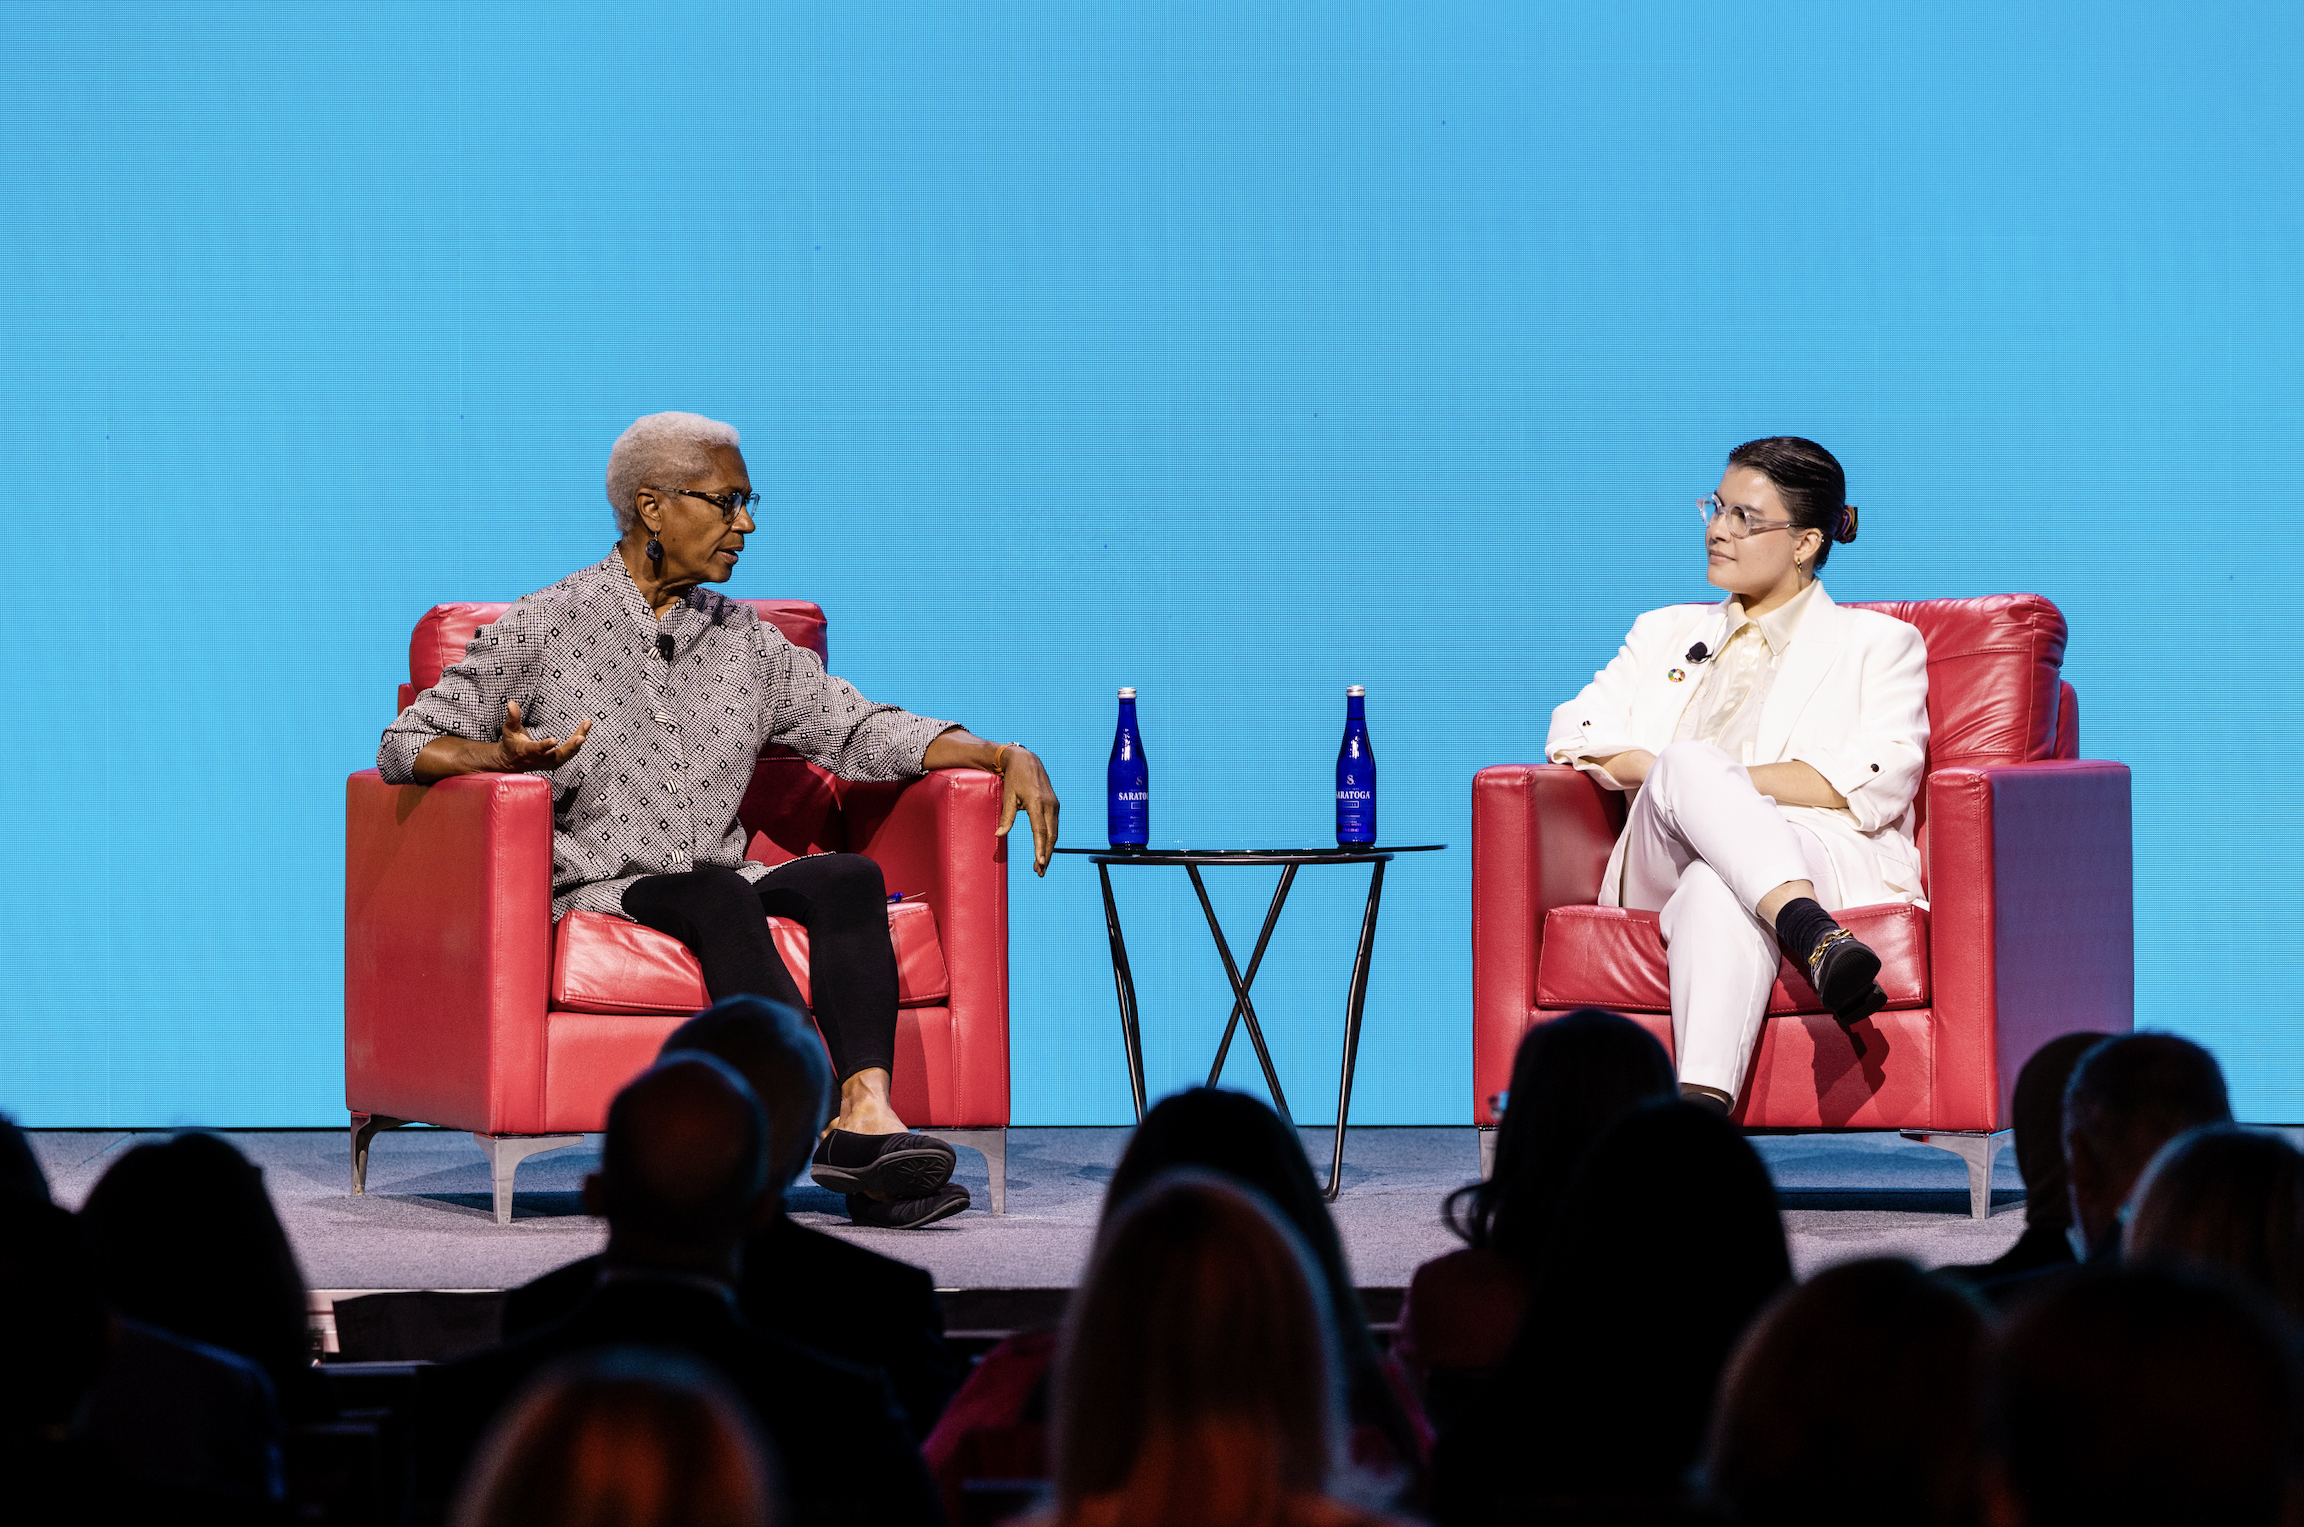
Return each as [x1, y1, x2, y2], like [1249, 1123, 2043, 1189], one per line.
[1727, 437, 1858, 570]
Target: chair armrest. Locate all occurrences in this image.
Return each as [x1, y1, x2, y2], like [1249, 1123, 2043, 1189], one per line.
[842, 770, 1010, 1125]
[1470, 765, 1626, 1124]
[1926, 760, 2133, 1131]
[344, 769, 555, 1134]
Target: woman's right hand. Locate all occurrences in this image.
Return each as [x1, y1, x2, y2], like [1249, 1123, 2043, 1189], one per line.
[412, 702, 591, 783]
[492, 701, 591, 771]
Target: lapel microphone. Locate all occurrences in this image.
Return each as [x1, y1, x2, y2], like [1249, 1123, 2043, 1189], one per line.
[1685, 641, 1714, 665]
[656, 633, 675, 662]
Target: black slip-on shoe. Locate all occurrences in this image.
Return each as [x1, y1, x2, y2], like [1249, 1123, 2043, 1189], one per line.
[846, 1181, 970, 1229]
[809, 1129, 957, 1198]
[1809, 930, 1883, 1017]
[1810, 931, 1887, 1058]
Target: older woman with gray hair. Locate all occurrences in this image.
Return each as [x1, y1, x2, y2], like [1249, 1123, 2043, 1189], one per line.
[378, 412, 1060, 1229]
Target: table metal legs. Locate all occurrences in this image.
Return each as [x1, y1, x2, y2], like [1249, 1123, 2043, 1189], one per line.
[1097, 863, 1150, 1121]
[1186, 864, 1298, 1126]
[1328, 859, 1386, 1201]
[1096, 858, 1389, 1199]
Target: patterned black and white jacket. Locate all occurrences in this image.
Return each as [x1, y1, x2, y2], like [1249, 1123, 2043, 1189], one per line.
[378, 554, 953, 921]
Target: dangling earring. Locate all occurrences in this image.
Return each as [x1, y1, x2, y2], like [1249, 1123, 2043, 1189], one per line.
[645, 534, 663, 567]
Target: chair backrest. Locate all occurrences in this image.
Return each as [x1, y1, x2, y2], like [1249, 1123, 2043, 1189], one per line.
[399, 598, 844, 864]
[402, 598, 828, 703]
[1845, 594, 2071, 769]
[1846, 593, 2073, 888]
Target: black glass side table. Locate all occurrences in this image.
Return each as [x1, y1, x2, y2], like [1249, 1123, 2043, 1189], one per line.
[1052, 844, 1445, 1199]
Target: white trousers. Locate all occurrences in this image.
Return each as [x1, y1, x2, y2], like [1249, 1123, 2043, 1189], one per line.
[1619, 741, 1839, 1098]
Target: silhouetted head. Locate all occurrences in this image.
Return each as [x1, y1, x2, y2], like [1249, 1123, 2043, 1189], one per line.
[450, 1346, 778, 1527]
[1450, 1009, 1675, 1271]
[1987, 1266, 2299, 1527]
[1707, 1258, 1988, 1527]
[0, 1114, 50, 1204]
[1108, 1089, 1352, 1331]
[1053, 1171, 1340, 1527]
[78, 1132, 308, 1395]
[661, 996, 832, 1197]
[591, 1055, 769, 1275]
[2126, 1124, 2304, 1322]
[0, 1198, 111, 1444]
[2010, 1033, 2107, 1232]
[2064, 1033, 2232, 1250]
[1107, 1087, 1421, 1480]
[1502, 1099, 1792, 1495]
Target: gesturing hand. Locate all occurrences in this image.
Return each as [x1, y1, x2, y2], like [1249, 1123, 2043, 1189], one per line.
[494, 701, 592, 772]
[995, 747, 1062, 876]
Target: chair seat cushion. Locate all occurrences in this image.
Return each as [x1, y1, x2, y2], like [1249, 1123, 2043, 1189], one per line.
[1535, 901, 1930, 1016]
[552, 901, 949, 1016]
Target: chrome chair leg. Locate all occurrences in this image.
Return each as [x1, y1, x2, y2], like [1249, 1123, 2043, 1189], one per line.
[349, 1112, 406, 1195]
[1902, 1128, 2014, 1220]
[472, 1133, 583, 1225]
[923, 1128, 1007, 1215]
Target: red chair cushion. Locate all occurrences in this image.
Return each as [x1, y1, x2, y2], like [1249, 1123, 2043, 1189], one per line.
[1535, 901, 1930, 1015]
[552, 901, 949, 1015]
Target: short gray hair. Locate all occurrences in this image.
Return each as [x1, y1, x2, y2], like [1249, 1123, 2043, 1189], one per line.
[604, 412, 742, 534]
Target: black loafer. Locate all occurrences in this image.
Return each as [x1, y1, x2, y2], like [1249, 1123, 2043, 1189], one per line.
[809, 1130, 956, 1198]
[1809, 932, 1883, 1018]
[847, 1182, 970, 1229]
[1810, 933, 1887, 1058]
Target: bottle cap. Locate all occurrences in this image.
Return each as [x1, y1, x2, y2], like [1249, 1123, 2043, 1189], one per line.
[1346, 685, 1365, 697]
[1117, 687, 1136, 698]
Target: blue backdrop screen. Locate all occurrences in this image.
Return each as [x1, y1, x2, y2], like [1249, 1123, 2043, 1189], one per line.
[4, 2, 2297, 1124]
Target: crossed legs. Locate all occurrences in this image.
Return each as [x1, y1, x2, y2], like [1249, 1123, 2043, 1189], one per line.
[1619, 742, 1837, 1101]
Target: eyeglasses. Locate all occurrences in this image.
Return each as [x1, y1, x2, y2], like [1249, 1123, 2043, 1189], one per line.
[1697, 494, 1792, 539]
[673, 487, 763, 524]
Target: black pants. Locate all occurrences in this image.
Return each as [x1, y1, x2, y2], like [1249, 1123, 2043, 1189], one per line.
[622, 855, 897, 1080]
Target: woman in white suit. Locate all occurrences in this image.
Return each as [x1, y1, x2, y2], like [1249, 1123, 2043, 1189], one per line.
[1545, 437, 1928, 1112]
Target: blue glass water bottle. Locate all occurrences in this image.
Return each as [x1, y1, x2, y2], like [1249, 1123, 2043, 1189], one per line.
[1108, 687, 1149, 848]
[1336, 685, 1376, 846]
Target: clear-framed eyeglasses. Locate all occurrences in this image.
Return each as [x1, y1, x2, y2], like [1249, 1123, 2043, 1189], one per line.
[674, 487, 763, 524]
[1698, 493, 1793, 539]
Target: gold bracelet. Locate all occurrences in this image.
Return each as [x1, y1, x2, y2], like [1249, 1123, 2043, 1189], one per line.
[992, 743, 1013, 776]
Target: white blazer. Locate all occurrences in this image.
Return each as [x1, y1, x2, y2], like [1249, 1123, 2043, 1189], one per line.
[1545, 585, 1932, 907]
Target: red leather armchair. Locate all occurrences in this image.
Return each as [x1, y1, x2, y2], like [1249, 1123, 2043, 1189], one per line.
[1471, 594, 2132, 1216]
[345, 601, 1011, 1223]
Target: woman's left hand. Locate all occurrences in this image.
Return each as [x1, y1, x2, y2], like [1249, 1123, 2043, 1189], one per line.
[995, 747, 1061, 875]
[923, 730, 1062, 874]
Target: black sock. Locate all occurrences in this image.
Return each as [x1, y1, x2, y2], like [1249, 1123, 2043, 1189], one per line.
[1774, 896, 1842, 967]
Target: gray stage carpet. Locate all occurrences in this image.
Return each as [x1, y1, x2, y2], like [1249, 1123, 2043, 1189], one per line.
[30, 1125, 2027, 1297]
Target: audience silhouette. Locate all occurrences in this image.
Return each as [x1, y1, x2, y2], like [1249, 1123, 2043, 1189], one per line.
[2, 1195, 283, 1525]
[2060, 1032, 2233, 1262]
[1939, 1031, 2105, 1287]
[1433, 1098, 1792, 1522]
[1401, 1008, 1674, 1427]
[926, 1086, 1426, 1518]
[2125, 1122, 2304, 1321]
[1986, 1266, 2300, 1527]
[505, 995, 960, 1435]
[1036, 1170, 1410, 1527]
[448, 1347, 778, 1527]
[412, 1053, 939, 1527]
[16, 1021, 2304, 1527]
[0, 1113, 50, 1203]
[1706, 1257, 1988, 1527]
[79, 1130, 328, 1421]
